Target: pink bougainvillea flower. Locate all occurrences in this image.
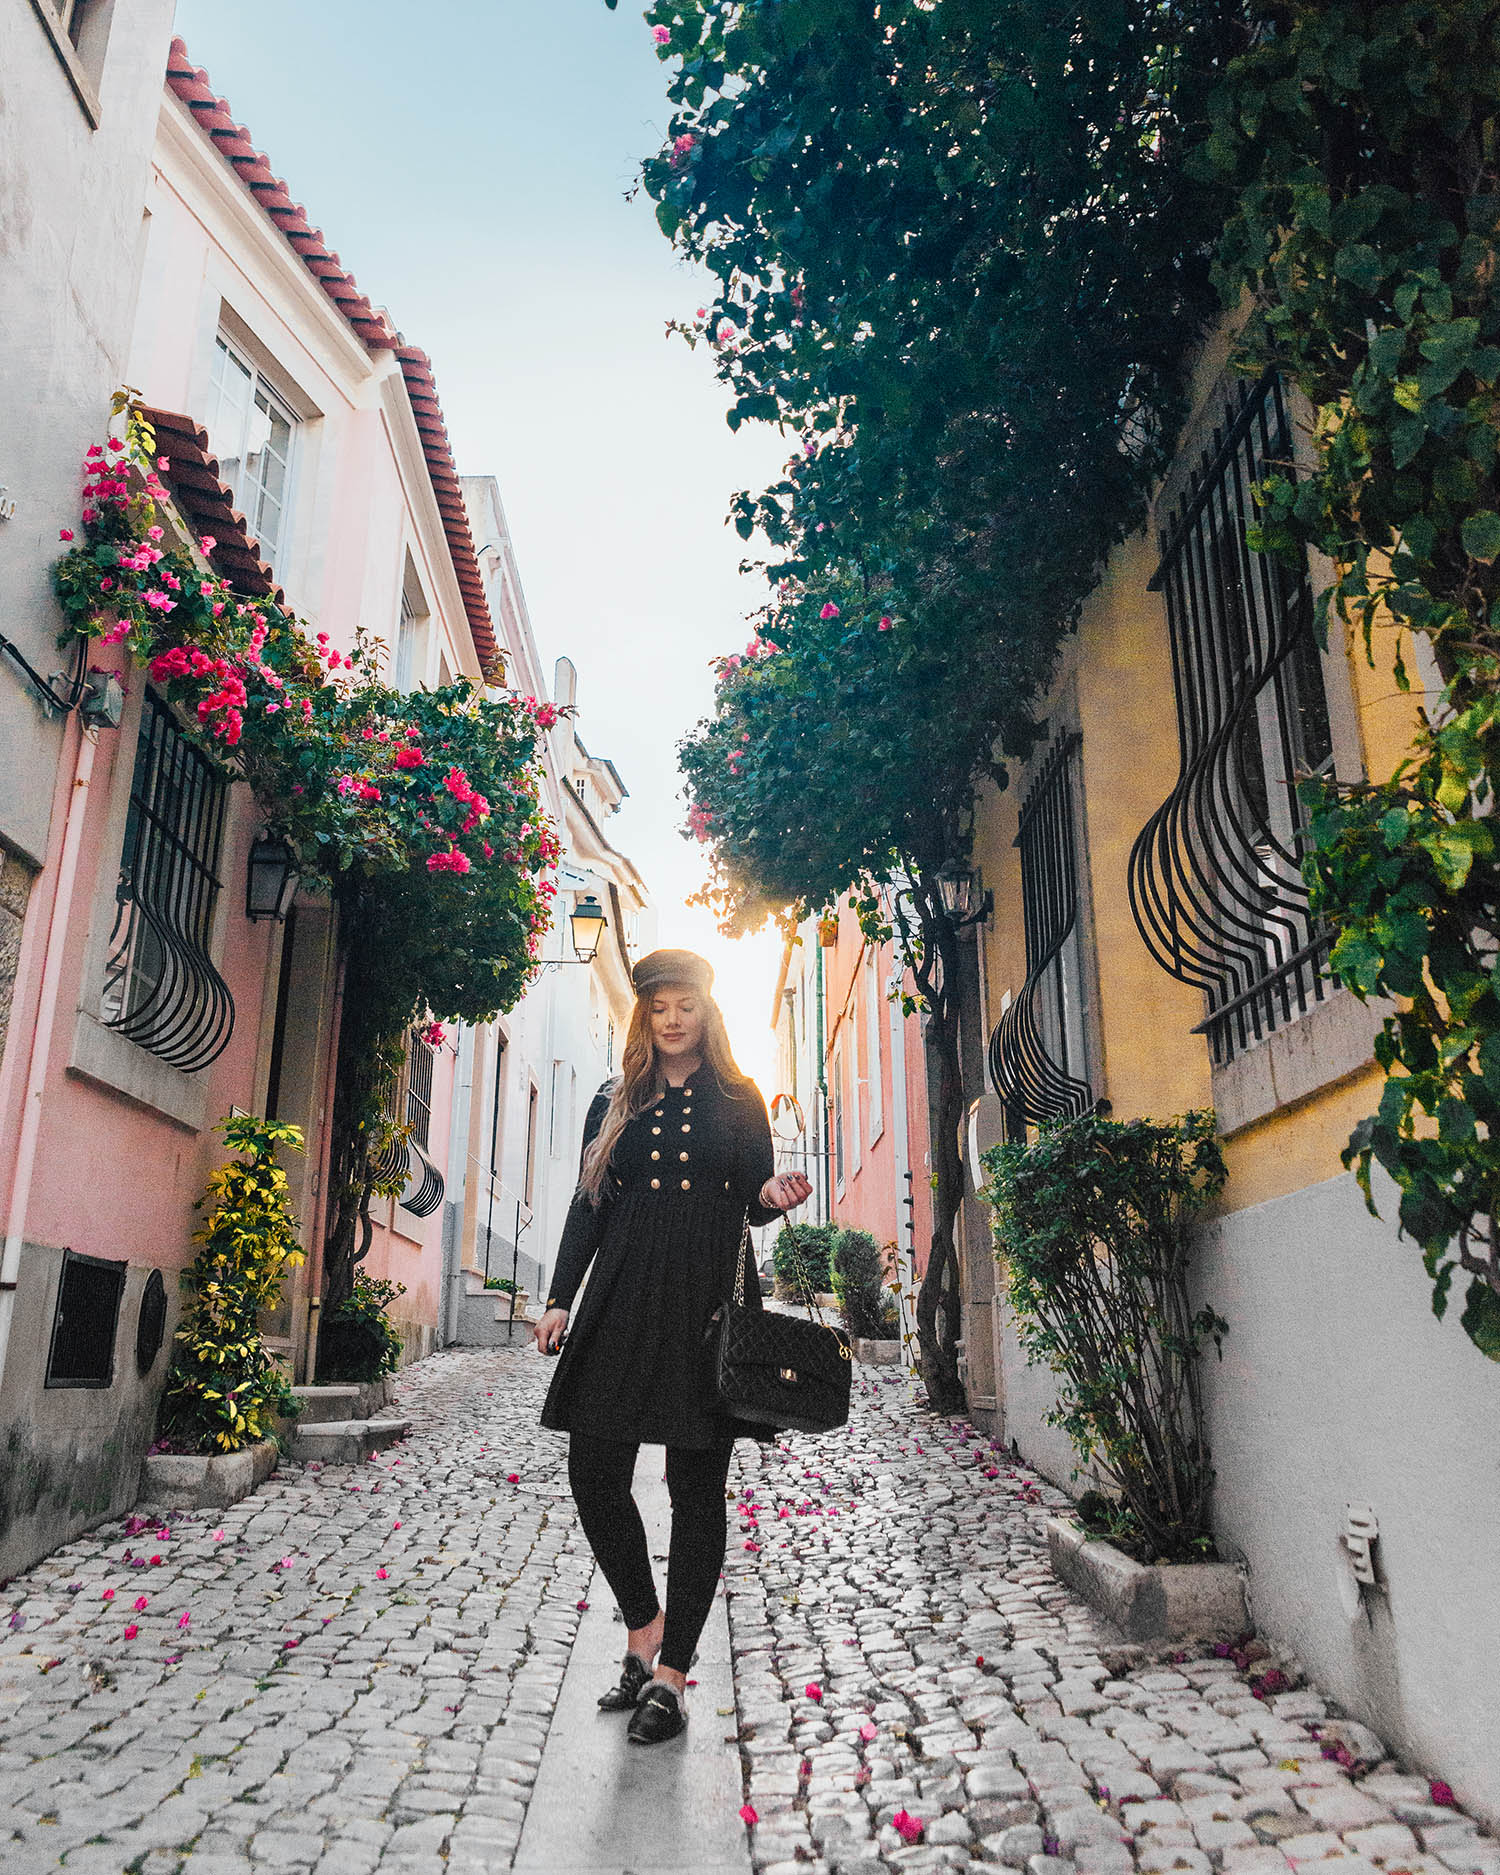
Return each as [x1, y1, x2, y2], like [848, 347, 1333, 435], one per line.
[177, 1611, 191, 1630]
[198, 535, 216, 553]
[122, 1622, 139, 1639]
[210, 1529, 225, 1542]
[739, 1804, 758, 1827]
[804, 1682, 823, 1703]
[859, 1719, 878, 1741]
[1429, 1781, 1457, 1808]
[743, 1540, 761, 1553]
[376, 1568, 388, 1580]
[506, 1472, 519, 1484]
[893, 1810, 924, 1844]
[878, 616, 893, 631]
[653, 23, 670, 42]
[101, 1587, 115, 1600]
[133, 1596, 148, 1612]
[819, 602, 840, 619]
[58, 527, 74, 542]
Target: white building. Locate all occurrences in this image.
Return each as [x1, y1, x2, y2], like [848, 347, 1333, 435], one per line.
[444, 482, 652, 1344]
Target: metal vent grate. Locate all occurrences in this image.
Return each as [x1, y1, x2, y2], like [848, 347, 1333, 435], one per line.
[46, 1251, 126, 1388]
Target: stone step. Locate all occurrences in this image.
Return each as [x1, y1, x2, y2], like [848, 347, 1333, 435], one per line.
[291, 1415, 411, 1465]
[288, 1384, 366, 1425]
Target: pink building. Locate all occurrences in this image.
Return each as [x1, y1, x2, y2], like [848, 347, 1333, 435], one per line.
[0, 33, 511, 1576]
[769, 900, 933, 1311]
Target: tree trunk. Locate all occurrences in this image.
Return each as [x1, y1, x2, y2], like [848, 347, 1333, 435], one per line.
[908, 885, 967, 1414]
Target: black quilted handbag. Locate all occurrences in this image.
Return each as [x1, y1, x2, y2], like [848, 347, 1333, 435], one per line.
[713, 1218, 852, 1434]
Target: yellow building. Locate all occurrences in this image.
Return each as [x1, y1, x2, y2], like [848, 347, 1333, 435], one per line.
[971, 329, 1499, 1816]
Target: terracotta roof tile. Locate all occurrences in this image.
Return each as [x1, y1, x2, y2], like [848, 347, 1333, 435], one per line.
[164, 39, 499, 675]
[140, 405, 284, 604]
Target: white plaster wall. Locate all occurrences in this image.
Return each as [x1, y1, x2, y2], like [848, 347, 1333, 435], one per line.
[1195, 1170, 1500, 1824]
[0, 1, 177, 864]
[999, 1165, 1500, 1822]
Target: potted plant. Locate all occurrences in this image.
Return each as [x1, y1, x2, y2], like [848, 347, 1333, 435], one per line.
[144, 1115, 305, 1508]
[831, 1229, 901, 1361]
[983, 1110, 1247, 1639]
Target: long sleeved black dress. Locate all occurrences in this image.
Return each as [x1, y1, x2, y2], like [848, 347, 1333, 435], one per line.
[539, 1065, 781, 1449]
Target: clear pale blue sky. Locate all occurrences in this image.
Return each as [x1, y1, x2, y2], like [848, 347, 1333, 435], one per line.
[171, 0, 789, 1076]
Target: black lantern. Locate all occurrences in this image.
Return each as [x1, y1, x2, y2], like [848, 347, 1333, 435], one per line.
[568, 891, 607, 963]
[935, 866, 992, 926]
[246, 830, 299, 922]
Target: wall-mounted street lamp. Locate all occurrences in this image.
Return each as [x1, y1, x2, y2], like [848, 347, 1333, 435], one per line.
[246, 830, 299, 923]
[935, 865, 993, 927]
[568, 892, 607, 964]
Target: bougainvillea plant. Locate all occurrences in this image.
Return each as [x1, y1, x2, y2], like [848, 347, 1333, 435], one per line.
[636, 0, 1241, 1408]
[54, 393, 563, 1318]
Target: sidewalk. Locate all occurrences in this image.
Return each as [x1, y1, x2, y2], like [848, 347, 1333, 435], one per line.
[0, 1350, 1494, 1875]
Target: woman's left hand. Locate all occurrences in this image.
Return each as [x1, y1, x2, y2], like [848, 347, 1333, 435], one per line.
[759, 1171, 813, 1213]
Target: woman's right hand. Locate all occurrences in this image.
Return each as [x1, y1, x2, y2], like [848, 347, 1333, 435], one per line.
[533, 1307, 570, 1355]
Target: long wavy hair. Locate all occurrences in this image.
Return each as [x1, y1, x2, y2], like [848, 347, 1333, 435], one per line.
[578, 985, 749, 1204]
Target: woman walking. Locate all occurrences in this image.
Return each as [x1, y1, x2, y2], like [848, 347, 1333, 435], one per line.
[532, 949, 812, 1745]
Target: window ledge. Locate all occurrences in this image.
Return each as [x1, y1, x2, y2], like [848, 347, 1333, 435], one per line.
[28, 0, 101, 126]
[1211, 987, 1394, 1136]
[69, 1010, 207, 1132]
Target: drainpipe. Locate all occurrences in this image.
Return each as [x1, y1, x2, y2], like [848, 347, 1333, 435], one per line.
[302, 947, 345, 1385]
[0, 720, 97, 1397]
[887, 951, 917, 1360]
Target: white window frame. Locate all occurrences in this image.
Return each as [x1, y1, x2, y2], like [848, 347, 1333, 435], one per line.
[832, 1046, 846, 1195]
[207, 332, 299, 569]
[864, 947, 885, 1146]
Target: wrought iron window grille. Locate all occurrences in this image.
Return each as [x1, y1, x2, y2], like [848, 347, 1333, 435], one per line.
[1128, 372, 1336, 1066]
[988, 731, 1095, 1127]
[101, 692, 235, 1072]
[373, 1030, 446, 1220]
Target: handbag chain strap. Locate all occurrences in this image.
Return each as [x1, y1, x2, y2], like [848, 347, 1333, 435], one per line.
[733, 1210, 827, 1326]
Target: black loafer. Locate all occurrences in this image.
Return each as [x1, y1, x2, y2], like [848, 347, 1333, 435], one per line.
[597, 1652, 653, 1712]
[627, 1683, 687, 1745]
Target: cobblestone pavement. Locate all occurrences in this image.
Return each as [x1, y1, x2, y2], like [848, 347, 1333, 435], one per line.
[1, 1349, 1495, 1875]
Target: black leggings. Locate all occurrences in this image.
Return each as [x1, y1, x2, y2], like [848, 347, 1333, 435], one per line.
[567, 1434, 734, 1674]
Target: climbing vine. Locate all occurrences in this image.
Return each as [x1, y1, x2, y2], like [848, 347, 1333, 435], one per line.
[1207, 2, 1500, 1357]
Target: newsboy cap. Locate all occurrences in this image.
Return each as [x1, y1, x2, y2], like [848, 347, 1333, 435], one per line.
[631, 948, 714, 996]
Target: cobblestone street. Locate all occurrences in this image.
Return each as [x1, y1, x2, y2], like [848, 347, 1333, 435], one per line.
[1, 1350, 1495, 1875]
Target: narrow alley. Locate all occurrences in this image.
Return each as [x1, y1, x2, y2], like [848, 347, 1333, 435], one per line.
[2, 1351, 1492, 1875]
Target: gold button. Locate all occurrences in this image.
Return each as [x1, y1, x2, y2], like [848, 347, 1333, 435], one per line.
[651, 1150, 660, 1161]
[682, 1106, 691, 1115]
[681, 1178, 691, 1190]
[681, 1123, 691, 1133]
[679, 1150, 689, 1162]
[684, 1086, 693, 1095]
[724, 1181, 730, 1190]
[654, 1109, 663, 1118]
[651, 1177, 661, 1189]
[652, 1126, 661, 1135]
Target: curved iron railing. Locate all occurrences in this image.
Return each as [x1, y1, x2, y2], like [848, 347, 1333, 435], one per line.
[1128, 373, 1334, 1065]
[988, 733, 1093, 1124]
[399, 1139, 445, 1218]
[101, 694, 234, 1072]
